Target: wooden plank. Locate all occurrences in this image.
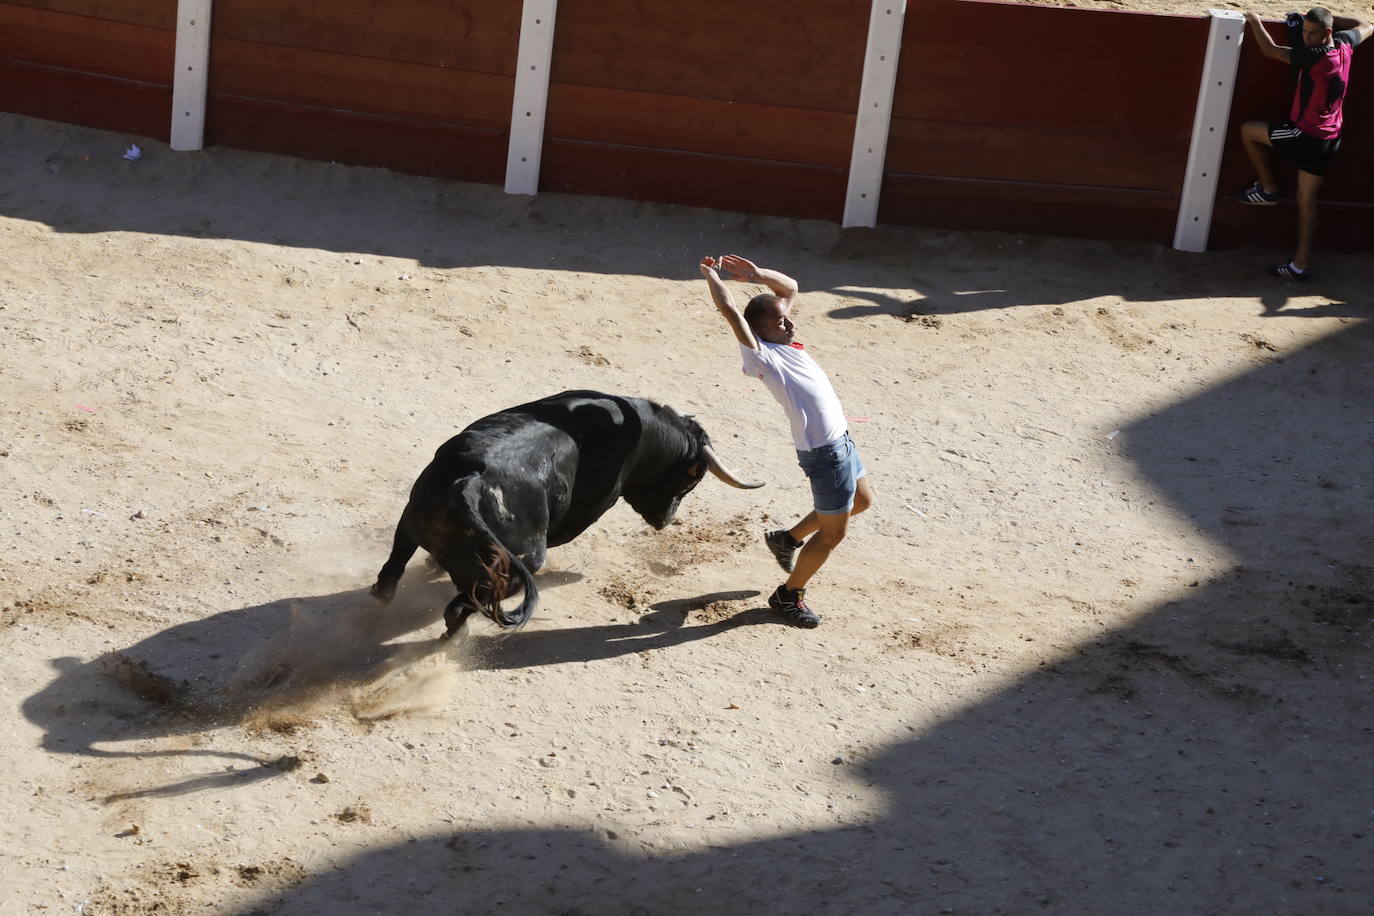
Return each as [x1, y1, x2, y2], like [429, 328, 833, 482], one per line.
[885, 118, 1188, 191]
[544, 83, 854, 168]
[1216, 144, 1374, 202]
[844, 0, 907, 228]
[0, 0, 174, 30]
[895, 5, 1207, 134]
[1208, 198, 1374, 251]
[550, 0, 869, 111]
[170, 0, 212, 150]
[207, 94, 508, 184]
[1173, 9, 1245, 253]
[0, 57, 170, 137]
[1310, 153, 1374, 201]
[1213, 152, 1374, 208]
[0, 2, 174, 83]
[504, 0, 558, 195]
[209, 38, 513, 129]
[879, 173, 1180, 243]
[540, 139, 846, 221]
[210, 0, 520, 75]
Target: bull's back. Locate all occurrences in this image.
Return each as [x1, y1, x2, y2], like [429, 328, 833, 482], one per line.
[403, 391, 645, 545]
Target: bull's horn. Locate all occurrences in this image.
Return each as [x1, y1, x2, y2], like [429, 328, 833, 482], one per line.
[702, 444, 765, 489]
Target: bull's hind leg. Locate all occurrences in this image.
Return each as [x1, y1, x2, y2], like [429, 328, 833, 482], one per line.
[371, 522, 419, 604]
[441, 595, 482, 640]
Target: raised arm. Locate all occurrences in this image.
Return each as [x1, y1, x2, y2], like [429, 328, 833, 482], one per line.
[1332, 13, 1373, 43]
[719, 255, 798, 313]
[1244, 12, 1291, 63]
[700, 256, 758, 349]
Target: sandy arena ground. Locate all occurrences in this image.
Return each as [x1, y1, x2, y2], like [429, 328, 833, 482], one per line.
[1, 94, 1372, 916]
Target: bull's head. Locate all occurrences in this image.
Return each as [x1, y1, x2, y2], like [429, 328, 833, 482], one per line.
[622, 406, 763, 529]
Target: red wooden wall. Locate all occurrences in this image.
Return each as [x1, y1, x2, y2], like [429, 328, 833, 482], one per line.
[880, 0, 1208, 242]
[1, 0, 1369, 251]
[537, 0, 869, 221]
[0, 1, 174, 139]
[204, 0, 520, 185]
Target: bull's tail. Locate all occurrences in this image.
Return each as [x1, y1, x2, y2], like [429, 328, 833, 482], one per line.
[454, 477, 539, 631]
[474, 544, 538, 630]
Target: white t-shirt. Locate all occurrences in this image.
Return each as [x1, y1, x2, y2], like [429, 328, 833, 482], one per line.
[740, 341, 847, 450]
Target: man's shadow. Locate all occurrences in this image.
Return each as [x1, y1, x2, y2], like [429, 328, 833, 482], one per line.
[21, 562, 765, 799]
[811, 228, 1368, 322]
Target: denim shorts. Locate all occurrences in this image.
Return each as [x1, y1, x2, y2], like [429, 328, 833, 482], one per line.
[797, 432, 867, 515]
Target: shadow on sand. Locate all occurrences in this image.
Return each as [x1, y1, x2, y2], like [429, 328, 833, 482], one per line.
[6, 114, 1364, 324]
[21, 565, 775, 800]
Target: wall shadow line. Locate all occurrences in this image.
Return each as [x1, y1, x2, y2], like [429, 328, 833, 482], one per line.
[7, 113, 1364, 320]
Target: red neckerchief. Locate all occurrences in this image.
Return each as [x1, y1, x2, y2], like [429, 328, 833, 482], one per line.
[789, 342, 805, 349]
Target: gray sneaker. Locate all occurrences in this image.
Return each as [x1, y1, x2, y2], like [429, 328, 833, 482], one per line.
[765, 529, 800, 573]
[769, 585, 820, 628]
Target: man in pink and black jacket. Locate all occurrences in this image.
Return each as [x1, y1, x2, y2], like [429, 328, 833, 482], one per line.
[1235, 7, 1371, 279]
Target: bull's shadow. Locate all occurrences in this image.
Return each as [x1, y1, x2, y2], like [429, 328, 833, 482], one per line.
[22, 565, 455, 755]
[22, 567, 771, 797]
[232, 312, 1374, 912]
[21, 568, 566, 766]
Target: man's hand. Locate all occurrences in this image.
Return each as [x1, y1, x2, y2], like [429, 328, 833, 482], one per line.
[698, 256, 757, 349]
[718, 254, 798, 310]
[1243, 11, 1291, 61]
[719, 254, 761, 283]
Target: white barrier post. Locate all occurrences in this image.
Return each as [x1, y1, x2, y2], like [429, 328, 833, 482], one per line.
[170, 0, 213, 151]
[843, 0, 907, 228]
[1173, 9, 1245, 252]
[505, 0, 558, 195]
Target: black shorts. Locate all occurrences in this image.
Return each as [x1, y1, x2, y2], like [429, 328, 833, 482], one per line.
[1269, 122, 1341, 177]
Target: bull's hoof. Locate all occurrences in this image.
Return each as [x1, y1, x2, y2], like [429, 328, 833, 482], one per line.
[370, 582, 396, 604]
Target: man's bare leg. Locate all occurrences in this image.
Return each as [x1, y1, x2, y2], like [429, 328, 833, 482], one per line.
[1241, 121, 1280, 193]
[786, 477, 873, 543]
[785, 510, 849, 592]
[785, 478, 873, 590]
[1292, 169, 1324, 271]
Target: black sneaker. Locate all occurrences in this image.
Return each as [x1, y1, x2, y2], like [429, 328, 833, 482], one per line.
[1268, 261, 1310, 281]
[1234, 181, 1280, 206]
[765, 529, 800, 573]
[769, 585, 820, 628]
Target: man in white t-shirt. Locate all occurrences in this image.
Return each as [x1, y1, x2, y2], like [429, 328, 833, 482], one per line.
[698, 254, 874, 628]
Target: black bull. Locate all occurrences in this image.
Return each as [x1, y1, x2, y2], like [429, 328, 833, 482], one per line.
[371, 391, 762, 637]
